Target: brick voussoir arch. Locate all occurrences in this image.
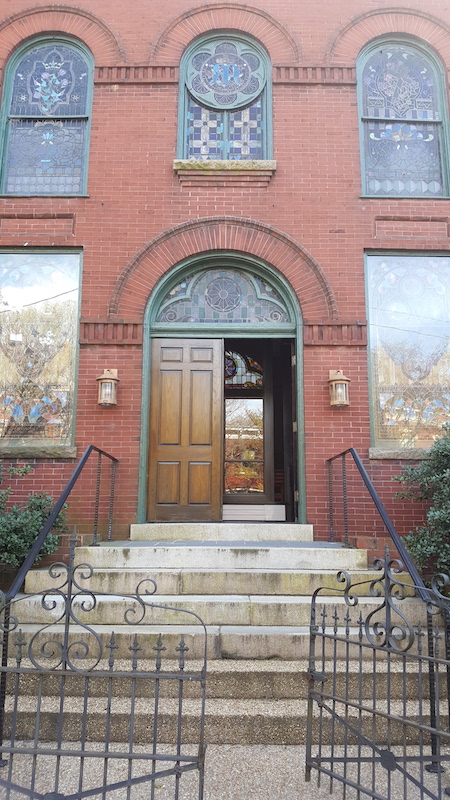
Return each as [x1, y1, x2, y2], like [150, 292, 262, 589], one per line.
[108, 217, 337, 321]
[151, 2, 300, 65]
[0, 5, 125, 67]
[327, 7, 450, 64]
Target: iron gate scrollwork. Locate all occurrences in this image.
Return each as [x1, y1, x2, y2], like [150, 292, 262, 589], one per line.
[306, 550, 450, 800]
[0, 536, 207, 799]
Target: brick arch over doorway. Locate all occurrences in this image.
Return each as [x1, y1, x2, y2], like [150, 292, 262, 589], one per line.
[151, 2, 300, 64]
[0, 4, 125, 66]
[108, 216, 337, 321]
[327, 8, 450, 64]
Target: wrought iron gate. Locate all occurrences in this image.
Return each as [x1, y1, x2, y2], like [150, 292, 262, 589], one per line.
[306, 551, 450, 799]
[0, 537, 207, 799]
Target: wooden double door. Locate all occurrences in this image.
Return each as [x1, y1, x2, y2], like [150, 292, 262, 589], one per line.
[147, 337, 295, 522]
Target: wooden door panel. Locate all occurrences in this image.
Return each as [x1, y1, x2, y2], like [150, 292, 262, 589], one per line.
[159, 371, 182, 445]
[160, 346, 183, 362]
[156, 462, 180, 504]
[148, 338, 223, 521]
[189, 371, 213, 445]
[188, 462, 212, 504]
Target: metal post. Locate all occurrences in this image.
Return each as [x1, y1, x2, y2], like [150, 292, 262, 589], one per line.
[342, 453, 349, 546]
[328, 459, 334, 542]
[0, 600, 11, 767]
[93, 451, 102, 545]
[107, 461, 116, 542]
[425, 610, 440, 772]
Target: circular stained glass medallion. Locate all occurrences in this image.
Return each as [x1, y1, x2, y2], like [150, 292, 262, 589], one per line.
[205, 277, 241, 312]
[187, 38, 266, 110]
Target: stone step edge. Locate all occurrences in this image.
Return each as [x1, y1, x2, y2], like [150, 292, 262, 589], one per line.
[130, 523, 314, 542]
[16, 593, 419, 606]
[9, 624, 432, 660]
[5, 699, 425, 714]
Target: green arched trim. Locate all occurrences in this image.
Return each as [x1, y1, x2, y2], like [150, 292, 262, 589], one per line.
[177, 32, 272, 159]
[357, 34, 450, 198]
[0, 35, 94, 196]
[137, 253, 306, 523]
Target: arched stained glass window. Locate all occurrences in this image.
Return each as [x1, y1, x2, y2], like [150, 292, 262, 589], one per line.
[178, 35, 272, 160]
[0, 39, 93, 195]
[156, 269, 289, 324]
[358, 41, 449, 197]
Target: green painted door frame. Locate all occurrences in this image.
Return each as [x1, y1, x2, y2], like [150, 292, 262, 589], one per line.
[137, 253, 306, 523]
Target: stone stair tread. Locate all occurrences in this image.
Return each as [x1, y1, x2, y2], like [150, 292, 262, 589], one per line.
[5, 696, 305, 715]
[8, 657, 420, 674]
[130, 523, 314, 542]
[4, 695, 427, 717]
[74, 544, 368, 570]
[18, 592, 416, 603]
[30, 567, 378, 574]
[96, 540, 349, 548]
[16, 592, 422, 629]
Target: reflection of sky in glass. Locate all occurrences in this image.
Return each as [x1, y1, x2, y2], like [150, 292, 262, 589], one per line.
[225, 397, 262, 422]
[367, 254, 450, 447]
[0, 253, 79, 310]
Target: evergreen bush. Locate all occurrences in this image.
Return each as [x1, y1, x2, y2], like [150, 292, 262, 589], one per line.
[394, 425, 450, 577]
[0, 461, 67, 569]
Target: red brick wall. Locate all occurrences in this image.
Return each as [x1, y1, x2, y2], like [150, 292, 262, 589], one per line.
[1, 0, 448, 557]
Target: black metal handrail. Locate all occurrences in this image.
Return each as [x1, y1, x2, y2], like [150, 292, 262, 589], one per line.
[327, 447, 429, 602]
[4, 444, 118, 601]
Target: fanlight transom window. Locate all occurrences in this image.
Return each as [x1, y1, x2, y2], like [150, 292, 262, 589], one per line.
[156, 269, 290, 324]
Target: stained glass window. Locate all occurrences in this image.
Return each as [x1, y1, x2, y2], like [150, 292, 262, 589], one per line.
[0, 251, 81, 447]
[224, 350, 263, 389]
[360, 44, 447, 197]
[1, 40, 92, 195]
[156, 269, 290, 324]
[367, 254, 450, 448]
[180, 36, 270, 161]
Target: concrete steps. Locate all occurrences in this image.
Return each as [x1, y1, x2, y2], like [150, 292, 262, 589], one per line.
[18, 592, 422, 629]
[25, 567, 384, 596]
[129, 522, 314, 541]
[13, 523, 418, 744]
[69, 540, 367, 571]
[4, 659, 428, 746]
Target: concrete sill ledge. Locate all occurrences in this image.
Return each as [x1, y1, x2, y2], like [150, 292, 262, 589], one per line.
[0, 444, 77, 459]
[174, 159, 276, 187]
[369, 447, 429, 460]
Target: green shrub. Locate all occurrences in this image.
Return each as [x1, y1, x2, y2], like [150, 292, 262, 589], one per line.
[394, 425, 450, 577]
[0, 462, 68, 569]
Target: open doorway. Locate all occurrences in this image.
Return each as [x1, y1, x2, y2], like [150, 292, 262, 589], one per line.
[223, 338, 296, 522]
[147, 337, 296, 522]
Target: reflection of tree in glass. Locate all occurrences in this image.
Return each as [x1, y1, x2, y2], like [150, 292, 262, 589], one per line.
[224, 398, 264, 493]
[224, 461, 264, 494]
[0, 301, 74, 381]
[372, 345, 450, 447]
[225, 399, 263, 459]
[0, 300, 76, 439]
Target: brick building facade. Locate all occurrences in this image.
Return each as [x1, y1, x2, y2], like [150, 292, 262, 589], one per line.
[1, 0, 449, 554]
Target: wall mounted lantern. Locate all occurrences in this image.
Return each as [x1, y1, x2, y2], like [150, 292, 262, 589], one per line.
[328, 370, 350, 407]
[97, 369, 119, 406]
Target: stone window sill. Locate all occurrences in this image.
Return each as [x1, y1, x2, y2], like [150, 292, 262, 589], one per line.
[369, 447, 429, 460]
[0, 444, 77, 458]
[174, 159, 276, 187]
